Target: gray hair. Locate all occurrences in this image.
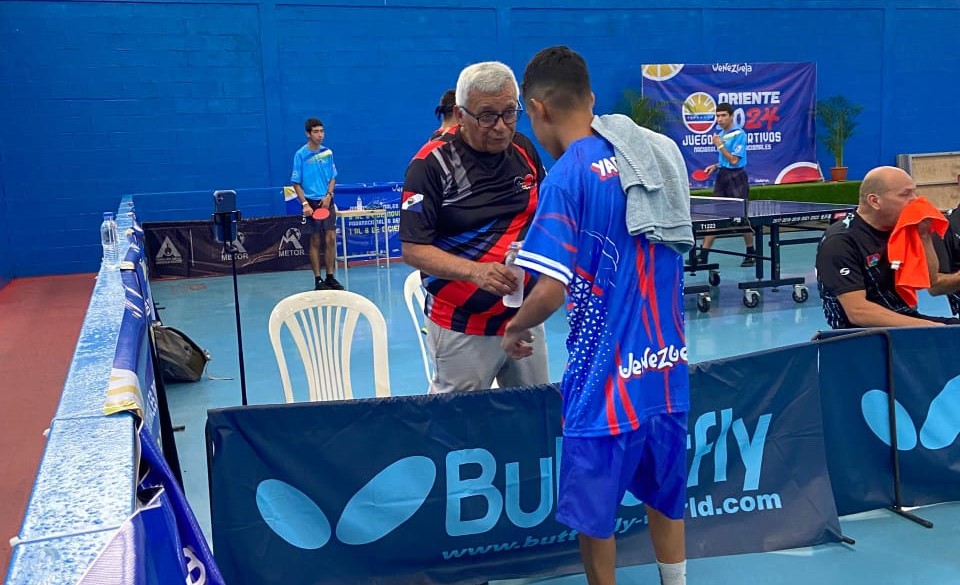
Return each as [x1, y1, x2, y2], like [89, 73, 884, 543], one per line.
[455, 61, 519, 106]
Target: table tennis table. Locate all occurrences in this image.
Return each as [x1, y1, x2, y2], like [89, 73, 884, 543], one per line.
[685, 197, 856, 312]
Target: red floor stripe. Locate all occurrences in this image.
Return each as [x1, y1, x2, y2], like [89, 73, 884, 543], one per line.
[0, 274, 95, 577]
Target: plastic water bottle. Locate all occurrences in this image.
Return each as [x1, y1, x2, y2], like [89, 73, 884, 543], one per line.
[100, 212, 120, 268]
[503, 241, 524, 308]
[355, 195, 364, 210]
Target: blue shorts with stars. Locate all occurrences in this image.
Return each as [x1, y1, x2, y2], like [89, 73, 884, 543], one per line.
[556, 411, 688, 538]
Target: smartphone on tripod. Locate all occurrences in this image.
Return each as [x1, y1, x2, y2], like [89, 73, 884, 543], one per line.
[210, 189, 249, 404]
[212, 190, 239, 243]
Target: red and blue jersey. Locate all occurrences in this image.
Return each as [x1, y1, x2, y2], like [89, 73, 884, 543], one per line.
[515, 135, 689, 437]
[400, 129, 545, 335]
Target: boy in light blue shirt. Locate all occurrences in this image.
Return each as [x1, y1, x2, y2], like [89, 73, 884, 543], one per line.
[699, 102, 755, 267]
[292, 118, 342, 290]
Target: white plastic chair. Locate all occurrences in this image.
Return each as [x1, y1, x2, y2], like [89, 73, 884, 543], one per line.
[401, 270, 498, 389]
[403, 270, 433, 385]
[268, 290, 390, 402]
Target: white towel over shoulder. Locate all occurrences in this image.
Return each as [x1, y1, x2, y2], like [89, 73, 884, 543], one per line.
[590, 114, 694, 254]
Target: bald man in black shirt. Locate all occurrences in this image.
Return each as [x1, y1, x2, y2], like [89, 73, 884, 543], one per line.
[816, 166, 960, 328]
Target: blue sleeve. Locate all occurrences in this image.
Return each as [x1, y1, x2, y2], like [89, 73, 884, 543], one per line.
[729, 130, 747, 159]
[291, 149, 303, 184]
[330, 158, 338, 179]
[515, 181, 578, 285]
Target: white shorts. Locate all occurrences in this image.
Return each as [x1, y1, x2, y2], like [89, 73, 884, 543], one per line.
[425, 320, 549, 393]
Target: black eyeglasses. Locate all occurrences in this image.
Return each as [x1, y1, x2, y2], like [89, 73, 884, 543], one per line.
[459, 104, 523, 128]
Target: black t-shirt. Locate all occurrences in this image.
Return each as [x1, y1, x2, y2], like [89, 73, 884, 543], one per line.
[400, 128, 546, 335]
[815, 212, 918, 328]
[933, 206, 960, 315]
[932, 207, 960, 271]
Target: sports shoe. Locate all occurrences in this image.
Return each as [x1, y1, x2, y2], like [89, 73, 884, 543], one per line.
[315, 277, 330, 291]
[324, 275, 345, 290]
[740, 256, 756, 267]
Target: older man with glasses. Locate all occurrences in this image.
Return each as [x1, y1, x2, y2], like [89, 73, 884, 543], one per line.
[400, 61, 550, 394]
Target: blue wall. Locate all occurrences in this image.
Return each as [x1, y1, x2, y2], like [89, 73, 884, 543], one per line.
[1, 0, 959, 278]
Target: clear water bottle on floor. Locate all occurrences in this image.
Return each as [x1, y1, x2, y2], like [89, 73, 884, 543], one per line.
[355, 195, 364, 210]
[503, 241, 524, 308]
[100, 211, 120, 268]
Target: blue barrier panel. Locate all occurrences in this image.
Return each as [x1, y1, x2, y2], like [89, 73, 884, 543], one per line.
[686, 342, 840, 556]
[885, 327, 960, 505]
[77, 492, 187, 585]
[817, 332, 895, 515]
[7, 202, 140, 585]
[208, 342, 840, 585]
[103, 267, 161, 441]
[94, 426, 225, 585]
[6, 197, 221, 585]
[817, 326, 960, 514]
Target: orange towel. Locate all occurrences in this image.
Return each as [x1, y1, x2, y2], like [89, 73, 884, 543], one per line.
[888, 196, 948, 307]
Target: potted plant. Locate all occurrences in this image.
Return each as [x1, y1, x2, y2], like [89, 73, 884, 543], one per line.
[618, 90, 672, 133]
[816, 95, 863, 182]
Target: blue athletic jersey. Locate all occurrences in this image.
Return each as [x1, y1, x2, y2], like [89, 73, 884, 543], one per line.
[291, 145, 338, 199]
[717, 124, 747, 169]
[516, 135, 690, 438]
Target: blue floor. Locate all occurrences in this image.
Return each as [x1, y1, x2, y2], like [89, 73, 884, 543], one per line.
[152, 232, 960, 585]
